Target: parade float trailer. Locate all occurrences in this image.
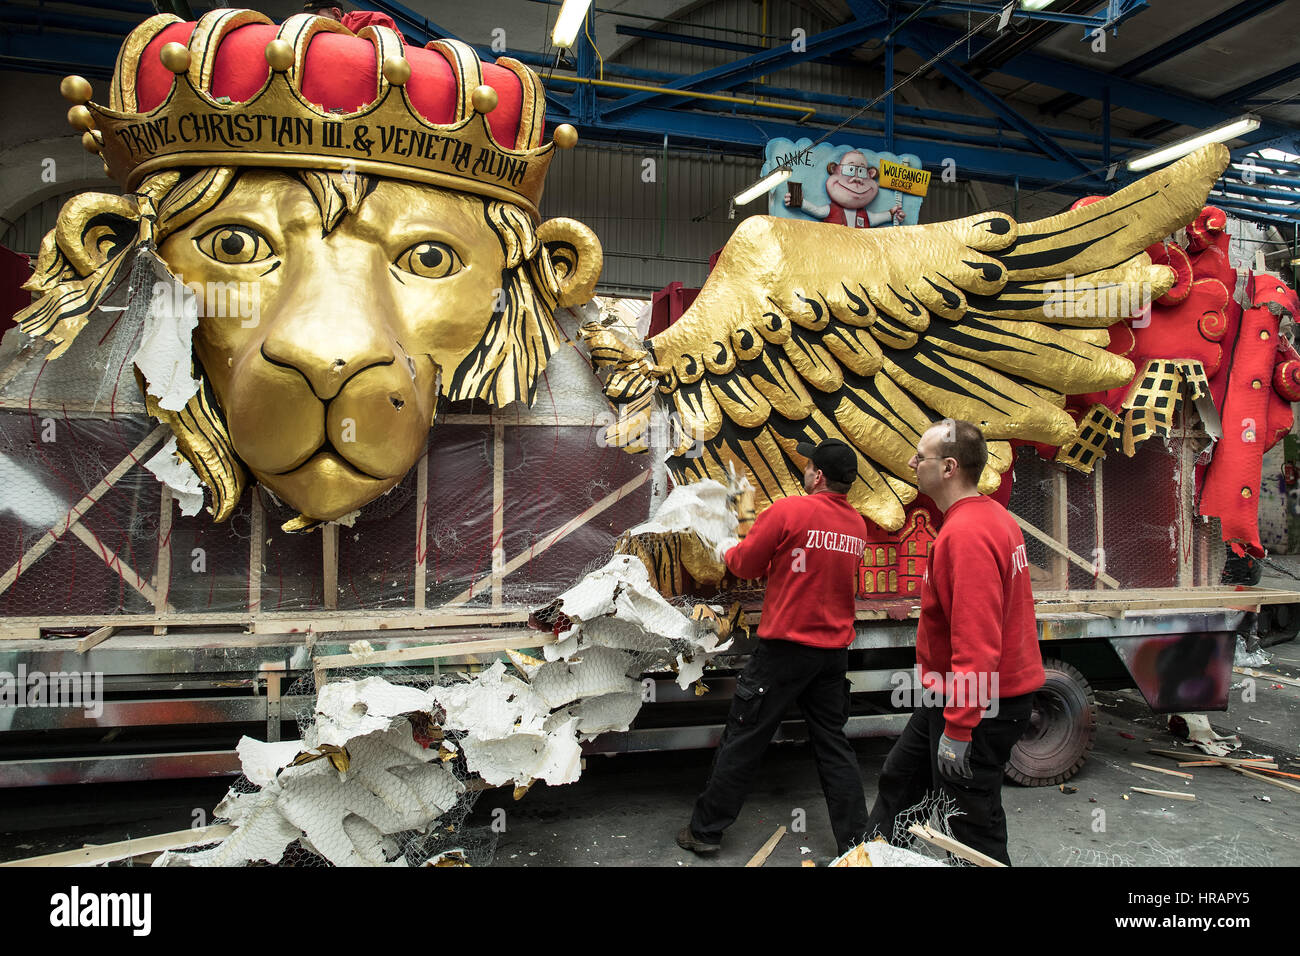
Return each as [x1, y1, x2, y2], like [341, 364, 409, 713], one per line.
[2, 10, 1299, 795]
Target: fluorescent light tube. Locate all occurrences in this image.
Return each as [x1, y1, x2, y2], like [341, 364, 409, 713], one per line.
[552, 0, 594, 48]
[1127, 115, 1262, 172]
[733, 167, 792, 206]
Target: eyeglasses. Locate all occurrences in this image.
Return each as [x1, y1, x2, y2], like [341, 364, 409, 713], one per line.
[838, 164, 873, 178]
[913, 455, 951, 464]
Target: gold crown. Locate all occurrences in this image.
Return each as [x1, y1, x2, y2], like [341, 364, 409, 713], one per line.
[62, 10, 578, 219]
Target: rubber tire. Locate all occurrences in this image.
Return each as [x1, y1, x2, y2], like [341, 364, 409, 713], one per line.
[1004, 658, 1097, 787]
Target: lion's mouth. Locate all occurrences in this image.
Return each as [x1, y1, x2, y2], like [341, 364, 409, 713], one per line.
[273, 446, 388, 482]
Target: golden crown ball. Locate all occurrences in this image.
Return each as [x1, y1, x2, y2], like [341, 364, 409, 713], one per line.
[264, 39, 295, 72]
[553, 124, 578, 149]
[160, 42, 191, 74]
[471, 84, 498, 114]
[60, 75, 93, 105]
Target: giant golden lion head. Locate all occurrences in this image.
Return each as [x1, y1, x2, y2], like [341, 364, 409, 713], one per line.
[14, 10, 601, 528]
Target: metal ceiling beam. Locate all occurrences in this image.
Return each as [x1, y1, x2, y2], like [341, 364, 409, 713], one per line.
[1043, 0, 1288, 116]
[0, 31, 122, 79]
[891, 0, 1150, 30]
[967, 0, 1100, 77]
[601, 15, 888, 120]
[899, 27, 1092, 176]
[488, 46, 1155, 152]
[915, 20, 1296, 142]
[579, 101, 1100, 189]
[1136, 62, 1300, 140]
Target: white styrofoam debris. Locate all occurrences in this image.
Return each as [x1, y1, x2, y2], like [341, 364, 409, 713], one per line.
[235, 736, 303, 788]
[143, 437, 205, 516]
[543, 625, 582, 662]
[431, 662, 550, 740]
[626, 479, 736, 547]
[461, 718, 583, 787]
[133, 253, 201, 412]
[309, 677, 434, 749]
[530, 646, 641, 709]
[571, 691, 643, 737]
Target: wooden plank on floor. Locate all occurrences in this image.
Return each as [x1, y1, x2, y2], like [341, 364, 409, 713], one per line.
[0, 825, 235, 867]
[745, 825, 787, 868]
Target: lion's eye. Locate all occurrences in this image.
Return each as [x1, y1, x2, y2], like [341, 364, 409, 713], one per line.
[395, 241, 462, 279]
[196, 226, 274, 265]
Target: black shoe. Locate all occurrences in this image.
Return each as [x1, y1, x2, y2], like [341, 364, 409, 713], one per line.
[676, 825, 721, 854]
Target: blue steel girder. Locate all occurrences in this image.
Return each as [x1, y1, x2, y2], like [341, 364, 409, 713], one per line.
[891, 1, 1150, 32]
[0, 31, 123, 79]
[490, 45, 1160, 152]
[599, 15, 888, 120]
[918, 20, 1296, 142]
[898, 27, 1092, 177]
[586, 103, 1093, 188]
[1042, 0, 1289, 116]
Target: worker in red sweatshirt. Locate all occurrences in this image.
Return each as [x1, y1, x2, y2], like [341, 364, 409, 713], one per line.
[865, 419, 1044, 865]
[678, 438, 870, 857]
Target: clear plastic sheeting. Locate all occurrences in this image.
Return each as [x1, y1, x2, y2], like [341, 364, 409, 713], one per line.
[0, 299, 654, 622]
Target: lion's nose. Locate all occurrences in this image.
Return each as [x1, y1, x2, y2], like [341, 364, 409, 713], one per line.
[262, 309, 396, 401]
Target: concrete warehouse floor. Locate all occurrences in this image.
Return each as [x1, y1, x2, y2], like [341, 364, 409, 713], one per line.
[1, 633, 1297, 867]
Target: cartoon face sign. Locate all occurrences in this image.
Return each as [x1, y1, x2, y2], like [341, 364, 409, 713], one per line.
[825, 150, 880, 210]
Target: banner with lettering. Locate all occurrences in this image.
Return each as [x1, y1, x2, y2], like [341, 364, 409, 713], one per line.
[762, 139, 925, 228]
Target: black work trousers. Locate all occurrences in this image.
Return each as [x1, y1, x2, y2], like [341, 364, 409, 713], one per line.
[865, 694, 1033, 866]
[689, 638, 869, 855]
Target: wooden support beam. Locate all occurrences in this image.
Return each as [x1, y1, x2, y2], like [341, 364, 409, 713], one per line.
[0, 824, 235, 867]
[1093, 460, 1105, 590]
[1050, 469, 1069, 589]
[1013, 513, 1121, 589]
[154, 486, 173, 635]
[68, 522, 161, 607]
[492, 421, 505, 608]
[415, 444, 428, 611]
[76, 625, 115, 654]
[313, 632, 556, 689]
[0, 425, 168, 598]
[322, 523, 338, 611]
[443, 470, 651, 608]
[249, 490, 264, 616]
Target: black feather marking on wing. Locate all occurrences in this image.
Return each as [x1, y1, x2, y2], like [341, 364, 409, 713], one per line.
[997, 225, 1127, 272]
[886, 344, 1030, 410]
[887, 284, 923, 318]
[924, 277, 962, 310]
[1007, 189, 1156, 244]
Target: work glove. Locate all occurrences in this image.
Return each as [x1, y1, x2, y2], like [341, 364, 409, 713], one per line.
[937, 733, 972, 780]
[714, 537, 740, 564]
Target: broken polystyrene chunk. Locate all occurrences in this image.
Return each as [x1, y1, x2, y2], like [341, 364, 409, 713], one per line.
[460, 717, 583, 787]
[309, 677, 434, 749]
[143, 437, 205, 516]
[133, 251, 202, 412]
[235, 736, 304, 788]
[530, 646, 642, 709]
[431, 662, 550, 740]
[627, 479, 737, 549]
[572, 691, 642, 737]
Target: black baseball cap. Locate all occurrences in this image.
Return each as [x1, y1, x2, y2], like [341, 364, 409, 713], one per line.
[796, 438, 857, 485]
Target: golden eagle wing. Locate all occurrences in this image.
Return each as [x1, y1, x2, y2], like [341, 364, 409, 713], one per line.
[588, 145, 1228, 531]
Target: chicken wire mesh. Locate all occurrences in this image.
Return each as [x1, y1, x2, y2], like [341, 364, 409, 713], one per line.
[0, 327, 654, 621]
[1007, 436, 1225, 593]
